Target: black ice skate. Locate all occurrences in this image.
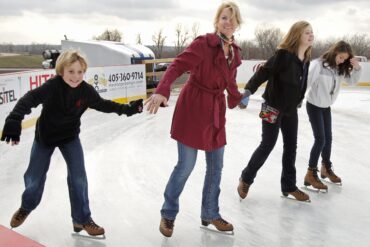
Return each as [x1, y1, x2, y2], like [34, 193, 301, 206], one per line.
[200, 217, 234, 235]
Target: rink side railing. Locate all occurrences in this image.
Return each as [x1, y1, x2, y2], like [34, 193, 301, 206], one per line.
[142, 59, 370, 90]
[1, 61, 370, 133]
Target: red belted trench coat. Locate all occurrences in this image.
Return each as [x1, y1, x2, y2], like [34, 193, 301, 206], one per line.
[155, 33, 243, 151]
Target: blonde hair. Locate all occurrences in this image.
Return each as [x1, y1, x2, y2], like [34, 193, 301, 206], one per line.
[55, 50, 88, 76]
[278, 20, 312, 61]
[213, 1, 243, 31]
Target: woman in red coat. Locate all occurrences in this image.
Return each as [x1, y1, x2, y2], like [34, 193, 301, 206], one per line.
[145, 1, 243, 237]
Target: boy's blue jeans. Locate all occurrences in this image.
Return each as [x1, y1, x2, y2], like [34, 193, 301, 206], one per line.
[160, 142, 224, 221]
[21, 137, 91, 224]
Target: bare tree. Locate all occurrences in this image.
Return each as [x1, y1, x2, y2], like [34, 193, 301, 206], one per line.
[136, 33, 142, 45]
[174, 24, 189, 55]
[343, 33, 370, 58]
[238, 39, 259, 60]
[93, 29, 122, 42]
[152, 29, 166, 58]
[311, 39, 336, 59]
[191, 22, 200, 40]
[254, 24, 283, 59]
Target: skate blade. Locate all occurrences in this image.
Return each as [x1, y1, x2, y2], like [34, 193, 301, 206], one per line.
[322, 180, 342, 186]
[301, 186, 328, 193]
[280, 195, 311, 203]
[71, 232, 106, 240]
[200, 226, 234, 236]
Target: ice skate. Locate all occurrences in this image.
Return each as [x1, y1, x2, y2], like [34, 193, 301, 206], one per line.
[200, 217, 234, 235]
[159, 217, 175, 237]
[321, 162, 342, 186]
[72, 219, 105, 239]
[282, 189, 311, 202]
[237, 179, 250, 201]
[10, 208, 30, 228]
[303, 168, 328, 193]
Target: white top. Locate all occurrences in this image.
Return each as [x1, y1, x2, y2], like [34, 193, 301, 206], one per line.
[306, 58, 362, 108]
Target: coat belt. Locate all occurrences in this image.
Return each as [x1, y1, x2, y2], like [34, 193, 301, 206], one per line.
[189, 82, 224, 128]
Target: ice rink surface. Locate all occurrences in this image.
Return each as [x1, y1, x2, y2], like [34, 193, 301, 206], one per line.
[1, 87, 370, 247]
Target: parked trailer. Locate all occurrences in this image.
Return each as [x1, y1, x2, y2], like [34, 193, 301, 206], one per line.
[61, 40, 155, 66]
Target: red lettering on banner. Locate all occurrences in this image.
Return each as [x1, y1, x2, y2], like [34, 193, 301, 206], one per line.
[29, 74, 54, 90]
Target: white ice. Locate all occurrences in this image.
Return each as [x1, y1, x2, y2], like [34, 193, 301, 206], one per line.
[1, 87, 370, 247]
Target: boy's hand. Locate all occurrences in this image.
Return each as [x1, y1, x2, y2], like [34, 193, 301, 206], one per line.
[125, 99, 143, 116]
[1, 118, 21, 145]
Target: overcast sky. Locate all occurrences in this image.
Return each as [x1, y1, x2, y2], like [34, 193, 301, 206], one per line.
[0, 0, 369, 45]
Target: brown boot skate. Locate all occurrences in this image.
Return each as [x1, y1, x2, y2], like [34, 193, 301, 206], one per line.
[201, 217, 234, 233]
[73, 219, 105, 236]
[159, 217, 175, 237]
[282, 189, 310, 202]
[304, 168, 328, 192]
[237, 179, 250, 200]
[321, 162, 342, 185]
[10, 208, 30, 228]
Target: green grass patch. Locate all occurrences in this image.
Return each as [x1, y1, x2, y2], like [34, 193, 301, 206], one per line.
[0, 54, 43, 68]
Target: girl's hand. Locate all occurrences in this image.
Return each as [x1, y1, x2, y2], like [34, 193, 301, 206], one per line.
[350, 58, 361, 71]
[144, 94, 168, 114]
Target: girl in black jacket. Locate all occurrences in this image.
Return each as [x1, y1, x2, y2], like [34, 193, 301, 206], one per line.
[237, 21, 314, 202]
[1, 50, 143, 236]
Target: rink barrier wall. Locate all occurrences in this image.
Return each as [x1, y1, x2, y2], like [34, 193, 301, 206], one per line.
[236, 60, 370, 87]
[1, 61, 370, 133]
[0, 64, 147, 133]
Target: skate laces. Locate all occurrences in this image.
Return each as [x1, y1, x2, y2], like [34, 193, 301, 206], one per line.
[311, 169, 321, 182]
[295, 189, 306, 196]
[85, 219, 101, 229]
[241, 181, 249, 193]
[15, 208, 29, 220]
[163, 218, 174, 229]
[215, 218, 229, 225]
[326, 166, 338, 177]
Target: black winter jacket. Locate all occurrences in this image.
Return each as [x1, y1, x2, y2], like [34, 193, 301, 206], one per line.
[245, 49, 309, 115]
[7, 75, 128, 146]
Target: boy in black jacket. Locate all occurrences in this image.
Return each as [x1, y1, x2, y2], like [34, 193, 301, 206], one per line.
[1, 50, 143, 237]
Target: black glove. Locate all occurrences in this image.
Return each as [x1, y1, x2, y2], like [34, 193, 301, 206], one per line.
[121, 99, 143, 117]
[1, 118, 21, 143]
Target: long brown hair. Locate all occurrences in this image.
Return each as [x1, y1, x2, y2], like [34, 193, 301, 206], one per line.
[278, 20, 312, 62]
[322, 41, 354, 77]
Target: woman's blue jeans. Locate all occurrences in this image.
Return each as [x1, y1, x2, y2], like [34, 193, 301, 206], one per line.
[160, 142, 224, 221]
[306, 102, 332, 168]
[21, 137, 91, 224]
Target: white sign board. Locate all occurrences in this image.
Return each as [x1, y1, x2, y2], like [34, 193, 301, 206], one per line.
[0, 64, 146, 129]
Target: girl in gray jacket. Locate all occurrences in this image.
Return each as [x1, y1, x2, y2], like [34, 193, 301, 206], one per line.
[304, 41, 361, 191]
